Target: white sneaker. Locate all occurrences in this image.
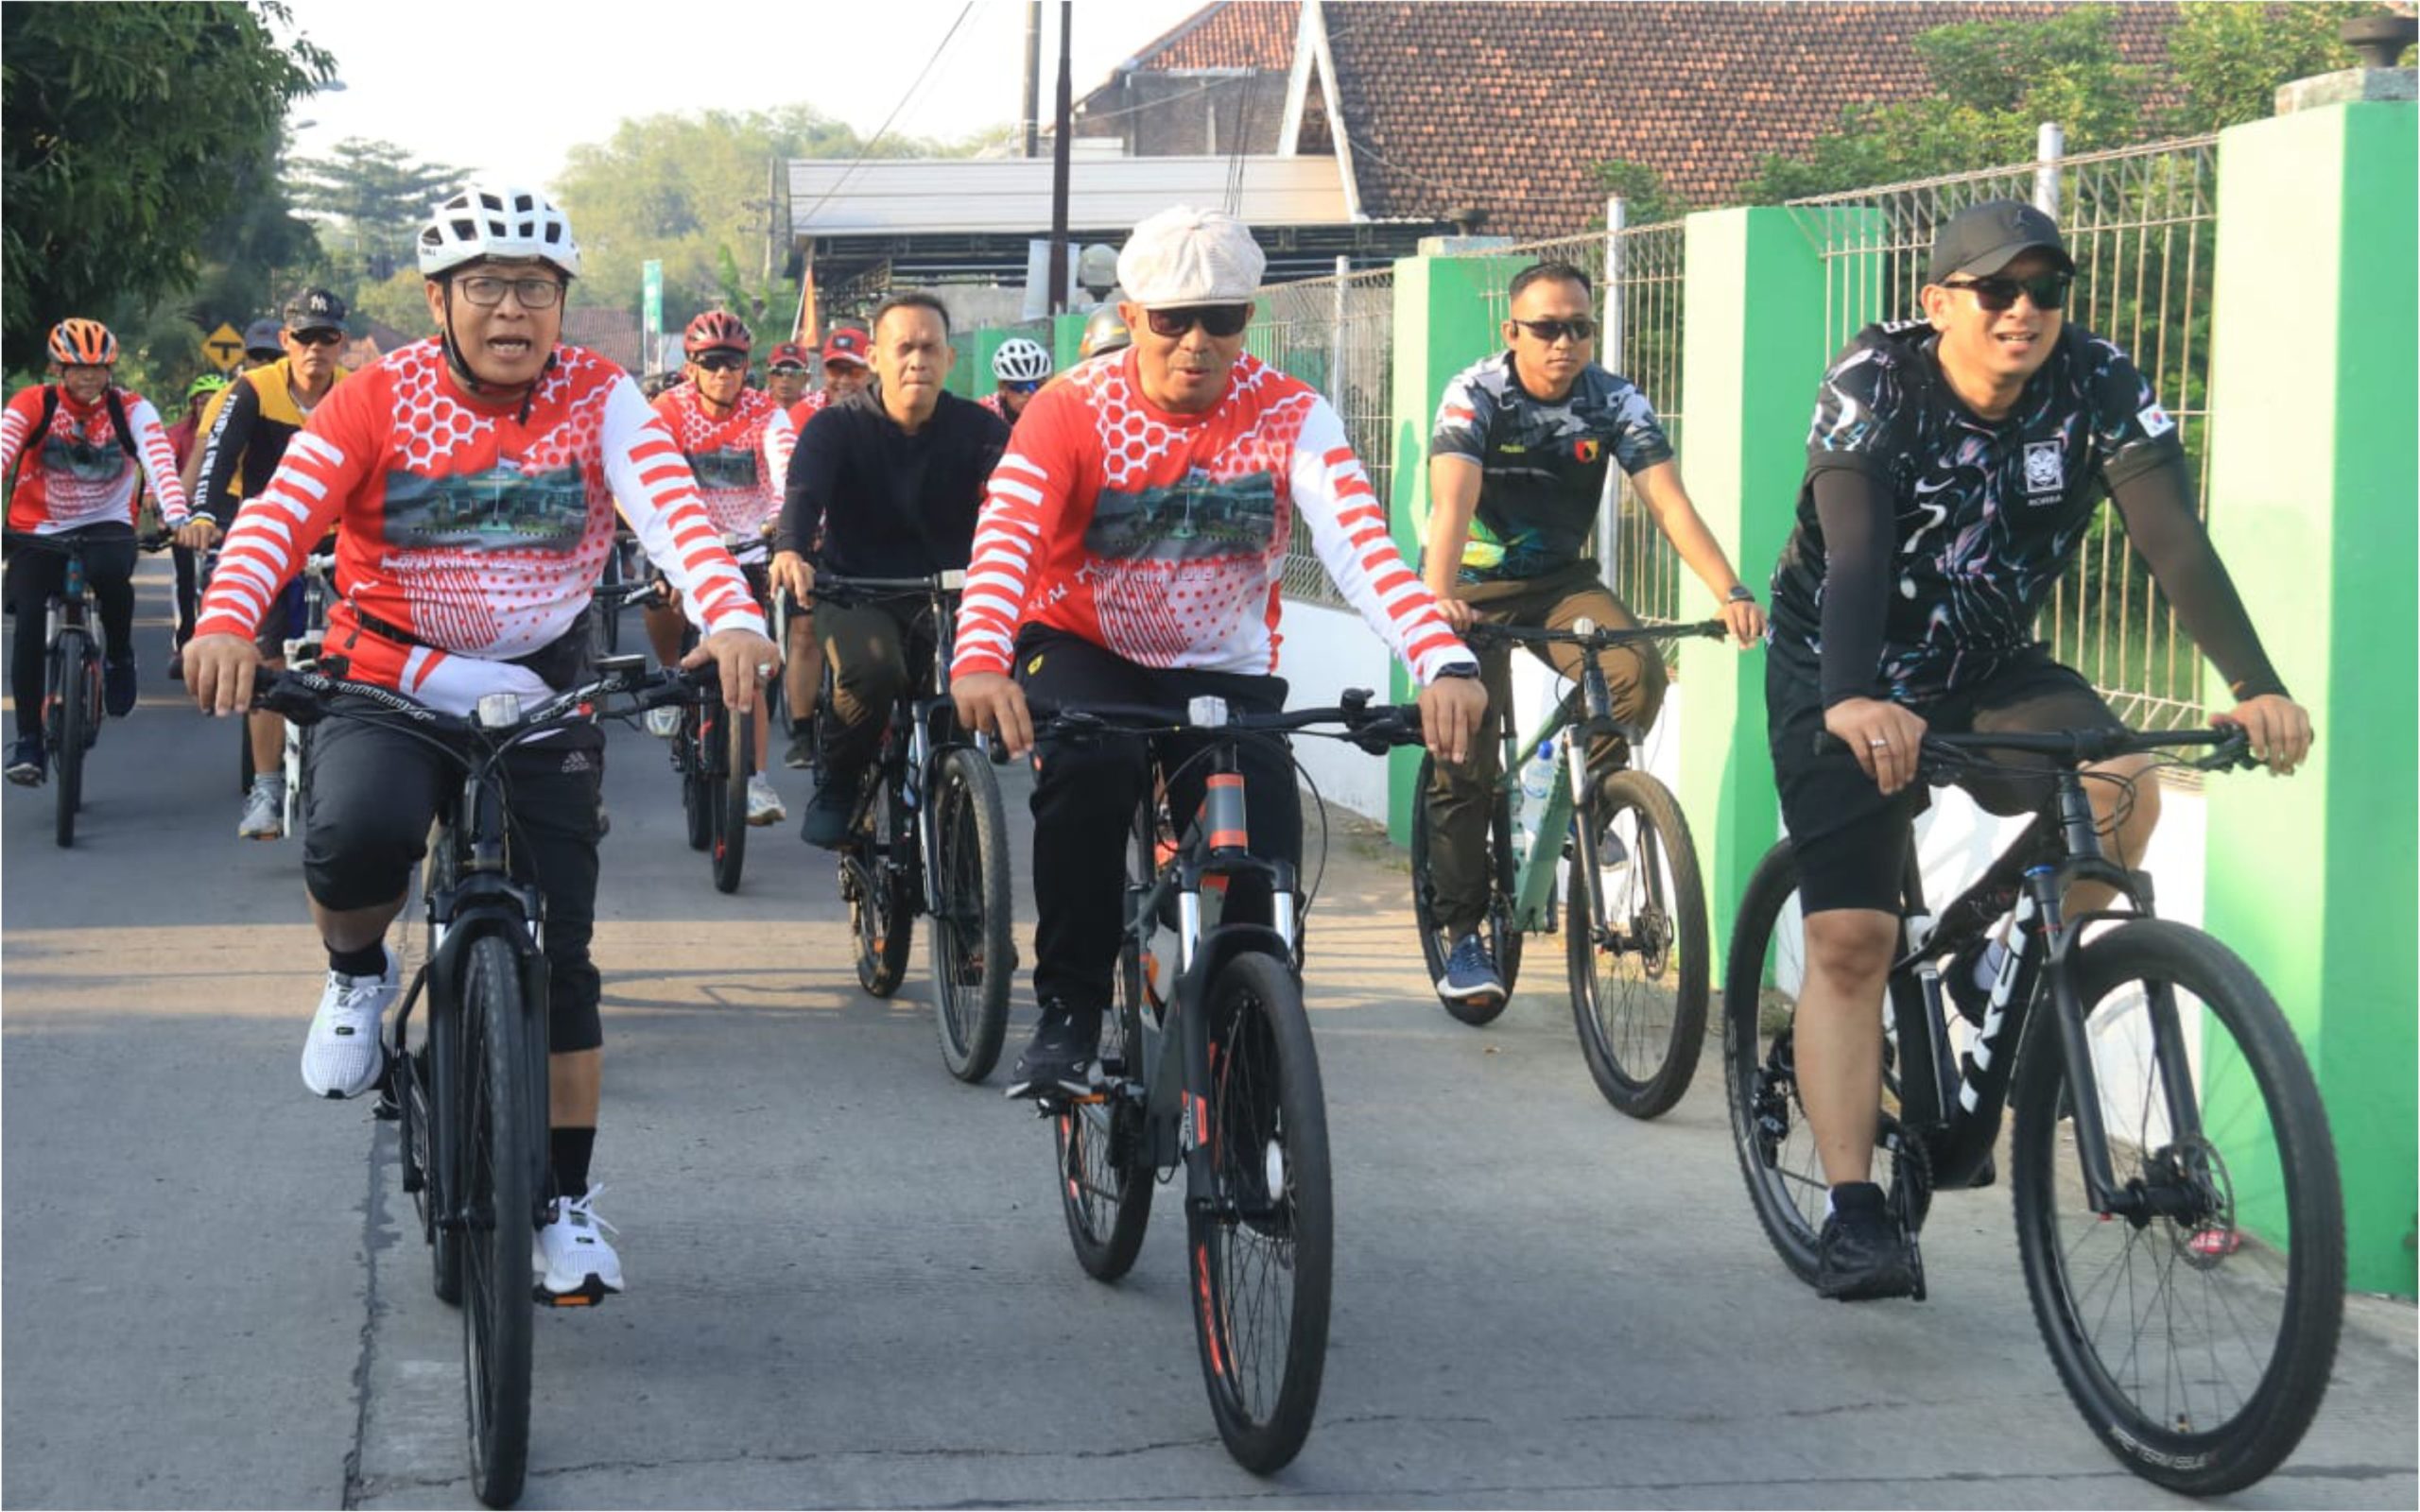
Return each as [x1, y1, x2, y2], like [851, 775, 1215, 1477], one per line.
[301, 947, 398, 1098]
[645, 707, 680, 739]
[533, 1187, 623, 1303]
[239, 777, 286, 840]
[746, 773, 786, 825]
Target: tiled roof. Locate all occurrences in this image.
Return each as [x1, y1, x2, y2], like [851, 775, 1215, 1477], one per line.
[1132, 1, 1299, 71]
[1137, 2, 2182, 238]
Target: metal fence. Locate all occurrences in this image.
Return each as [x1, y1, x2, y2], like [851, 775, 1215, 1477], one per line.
[1789, 135, 2222, 729]
[1245, 263, 1397, 608]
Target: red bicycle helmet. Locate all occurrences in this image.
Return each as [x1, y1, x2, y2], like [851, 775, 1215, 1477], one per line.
[683, 310, 754, 357]
[47, 318, 119, 367]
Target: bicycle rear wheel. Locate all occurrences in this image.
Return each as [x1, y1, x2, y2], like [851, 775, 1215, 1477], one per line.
[843, 771, 913, 997]
[711, 707, 751, 893]
[49, 633, 88, 848]
[928, 747, 1012, 1082]
[2012, 919, 2343, 1495]
[1409, 752, 1522, 1024]
[1189, 951, 1331, 1474]
[458, 933, 535, 1507]
[1057, 799, 1159, 1279]
[1567, 769, 1709, 1119]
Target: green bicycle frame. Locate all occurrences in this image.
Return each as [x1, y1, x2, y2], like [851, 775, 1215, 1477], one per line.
[1503, 690, 1595, 932]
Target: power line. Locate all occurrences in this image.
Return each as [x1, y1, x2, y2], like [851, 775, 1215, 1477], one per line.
[791, 1, 978, 232]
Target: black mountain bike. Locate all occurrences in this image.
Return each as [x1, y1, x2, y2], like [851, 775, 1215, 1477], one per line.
[1409, 617, 1724, 1117]
[1723, 723, 2343, 1494]
[1037, 688, 1423, 1474]
[261, 656, 702, 1509]
[3, 529, 168, 847]
[813, 570, 1015, 1083]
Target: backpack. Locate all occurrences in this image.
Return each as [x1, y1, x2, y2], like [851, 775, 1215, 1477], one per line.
[34, 384, 142, 463]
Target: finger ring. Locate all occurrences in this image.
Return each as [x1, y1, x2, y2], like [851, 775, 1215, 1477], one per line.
[1868, 737, 1890, 748]
[756, 662, 775, 677]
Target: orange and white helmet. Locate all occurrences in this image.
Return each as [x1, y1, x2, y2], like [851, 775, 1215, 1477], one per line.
[417, 183, 581, 279]
[47, 318, 118, 367]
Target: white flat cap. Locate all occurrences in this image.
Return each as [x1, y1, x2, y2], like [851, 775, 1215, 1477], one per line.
[1116, 205, 1266, 307]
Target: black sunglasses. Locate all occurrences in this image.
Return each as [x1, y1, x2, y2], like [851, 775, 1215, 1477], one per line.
[1144, 304, 1252, 339]
[694, 352, 749, 372]
[1512, 317, 1597, 344]
[1000, 379, 1042, 396]
[1944, 270, 2071, 313]
[288, 329, 344, 348]
[768, 363, 809, 376]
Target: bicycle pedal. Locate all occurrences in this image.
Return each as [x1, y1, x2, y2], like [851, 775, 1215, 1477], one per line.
[534, 1279, 612, 1308]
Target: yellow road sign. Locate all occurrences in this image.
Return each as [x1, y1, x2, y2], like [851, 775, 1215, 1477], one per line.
[202, 322, 246, 372]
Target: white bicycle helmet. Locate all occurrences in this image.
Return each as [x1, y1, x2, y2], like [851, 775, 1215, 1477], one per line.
[417, 183, 582, 279]
[991, 336, 1053, 384]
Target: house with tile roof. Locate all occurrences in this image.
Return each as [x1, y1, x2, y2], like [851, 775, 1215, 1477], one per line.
[1077, 1, 2179, 238]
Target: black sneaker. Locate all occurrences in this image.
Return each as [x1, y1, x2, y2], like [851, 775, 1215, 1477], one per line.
[1007, 999, 1102, 1101]
[783, 730, 815, 770]
[798, 782, 856, 849]
[103, 656, 137, 717]
[1817, 1181, 1919, 1301]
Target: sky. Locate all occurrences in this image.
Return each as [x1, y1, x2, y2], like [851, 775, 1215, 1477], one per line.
[276, 0, 1216, 187]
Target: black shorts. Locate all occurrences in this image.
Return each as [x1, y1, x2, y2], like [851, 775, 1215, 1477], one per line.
[1767, 652, 2125, 916]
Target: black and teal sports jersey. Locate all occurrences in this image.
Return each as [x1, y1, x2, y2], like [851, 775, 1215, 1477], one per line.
[1768, 320, 2187, 704]
[1426, 352, 1672, 585]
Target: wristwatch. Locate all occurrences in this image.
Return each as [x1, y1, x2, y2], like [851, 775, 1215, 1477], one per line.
[1434, 662, 1481, 680]
[1726, 584, 1757, 604]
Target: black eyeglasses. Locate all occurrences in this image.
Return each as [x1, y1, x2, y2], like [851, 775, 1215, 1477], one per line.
[693, 352, 748, 373]
[1144, 304, 1252, 339]
[454, 274, 565, 309]
[1944, 271, 2071, 313]
[1511, 317, 1596, 344]
[288, 329, 344, 348]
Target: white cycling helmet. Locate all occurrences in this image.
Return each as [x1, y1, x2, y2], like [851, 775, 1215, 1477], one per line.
[992, 336, 1053, 384]
[417, 183, 582, 279]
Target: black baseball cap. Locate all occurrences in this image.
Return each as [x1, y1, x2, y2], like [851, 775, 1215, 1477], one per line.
[1927, 199, 2075, 284]
[242, 318, 285, 356]
[284, 286, 349, 335]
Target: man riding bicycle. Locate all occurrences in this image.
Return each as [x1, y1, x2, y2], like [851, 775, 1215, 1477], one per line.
[770, 291, 1011, 848]
[946, 205, 1489, 1099]
[183, 286, 354, 839]
[1765, 200, 2310, 1301]
[183, 183, 776, 1303]
[774, 325, 874, 768]
[640, 308, 799, 826]
[2, 318, 193, 783]
[1418, 258, 1764, 1013]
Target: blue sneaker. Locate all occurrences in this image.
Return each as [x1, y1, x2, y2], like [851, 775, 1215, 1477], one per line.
[1436, 932, 1505, 1008]
[103, 657, 137, 717]
[5, 735, 44, 785]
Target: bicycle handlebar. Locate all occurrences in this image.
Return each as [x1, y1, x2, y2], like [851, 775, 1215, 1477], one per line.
[3, 529, 175, 555]
[1025, 689, 1425, 754]
[253, 662, 713, 742]
[1464, 616, 1726, 652]
[810, 568, 965, 599]
[1812, 724, 2256, 774]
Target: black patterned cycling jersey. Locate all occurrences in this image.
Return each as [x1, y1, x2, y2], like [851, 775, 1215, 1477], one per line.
[1768, 320, 2187, 704]
[1426, 352, 1672, 584]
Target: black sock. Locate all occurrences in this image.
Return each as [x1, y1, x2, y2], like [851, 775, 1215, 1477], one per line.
[551, 1126, 596, 1200]
[327, 940, 388, 978]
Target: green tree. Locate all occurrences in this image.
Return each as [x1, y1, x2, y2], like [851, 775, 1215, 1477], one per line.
[1, 1, 335, 372]
[1589, 160, 1689, 228]
[2163, 2, 2373, 134]
[288, 137, 462, 283]
[1743, 6, 2150, 201]
[553, 104, 959, 335]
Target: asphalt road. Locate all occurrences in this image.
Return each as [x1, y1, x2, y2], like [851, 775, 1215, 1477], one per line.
[5, 562, 2413, 1509]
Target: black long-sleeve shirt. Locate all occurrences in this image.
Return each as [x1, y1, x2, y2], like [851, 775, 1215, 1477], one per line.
[777, 386, 1010, 576]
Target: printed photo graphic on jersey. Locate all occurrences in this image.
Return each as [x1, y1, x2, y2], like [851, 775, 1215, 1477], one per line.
[41, 433, 131, 483]
[687, 445, 761, 492]
[1083, 469, 1278, 563]
[381, 458, 588, 551]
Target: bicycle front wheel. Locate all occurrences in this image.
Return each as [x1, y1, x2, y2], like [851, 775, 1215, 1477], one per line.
[1409, 752, 1522, 1024]
[680, 708, 712, 852]
[458, 934, 536, 1507]
[49, 634, 90, 847]
[711, 707, 751, 893]
[1567, 769, 1709, 1119]
[1189, 951, 1331, 1474]
[1058, 799, 1160, 1279]
[2012, 919, 2343, 1495]
[843, 771, 913, 997]
[927, 747, 1012, 1082]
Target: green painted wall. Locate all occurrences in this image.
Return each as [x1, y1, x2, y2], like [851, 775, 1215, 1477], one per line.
[2204, 101, 2418, 1297]
[1384, 252, 1524, 845]
[1053, 311, 1088, 373]
[1674, 208, 1871, 961]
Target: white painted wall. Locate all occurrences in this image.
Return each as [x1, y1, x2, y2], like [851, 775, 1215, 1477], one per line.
[1272, 600, 1396, 819]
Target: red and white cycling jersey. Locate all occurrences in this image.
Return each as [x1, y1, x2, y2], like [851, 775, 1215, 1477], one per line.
[195, 339, 759, 713]
[1, 384, 190, 532]
[975, 392, 1008, 420]
[786, 389, 829, 432]
[952, 351, 1469, 684]
[651, 384, 795, 544]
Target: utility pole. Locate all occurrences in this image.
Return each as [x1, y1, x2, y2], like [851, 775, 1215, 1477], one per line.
[1046, 0, 1073, 313]
[1022, 1, 1044, 158]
